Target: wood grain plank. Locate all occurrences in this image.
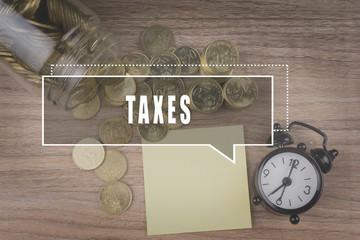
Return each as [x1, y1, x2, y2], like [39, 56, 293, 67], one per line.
[0, 0, 359, 239]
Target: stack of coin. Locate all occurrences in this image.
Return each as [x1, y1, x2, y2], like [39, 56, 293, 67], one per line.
[47, 0, 88, 32]
[187, 78, 224, 113]
[200, 40, 238, 83]
[102, 74, 136, 107]
[3, 0, 41, 19]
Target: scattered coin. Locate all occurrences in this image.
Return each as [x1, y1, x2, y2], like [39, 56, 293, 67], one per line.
[124, 81, 153, 124]
[223, 77, 258, 109]
[173, 46, 200, 75]
[102, 74, 136, 107]
[187, 79, 224, 113]
[99, 181, 132, 214]
[70, 95, 100, 120]
[141, 25, 173, 55]
[153, 77, 185, 98]
[95, 150, 127, 182]
[150, 52, 181, 77]
[124, 101, 155, 125]
[162, 99, 185, 129]
[138, 123, 169, 142]
[72, 138, 105, 170]
[122, 52, 151, 83]
[99, 116, 132, 144]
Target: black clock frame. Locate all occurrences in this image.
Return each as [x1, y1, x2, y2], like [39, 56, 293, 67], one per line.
[255, 147, 323, 216]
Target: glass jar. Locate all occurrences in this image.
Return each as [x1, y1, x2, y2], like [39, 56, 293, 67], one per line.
[0, 0, 124, 110]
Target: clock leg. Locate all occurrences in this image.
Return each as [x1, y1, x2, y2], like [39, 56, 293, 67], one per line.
[290, 215, 300, 224]
[252, 196, 262, 205]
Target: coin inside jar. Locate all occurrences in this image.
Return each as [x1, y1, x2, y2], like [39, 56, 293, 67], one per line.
[188, 79, 224, 113]
[70, 95, 100, 120]
[223, 77, 258, 109]
[99, 181, 132, 214]
[99, 116, 132, 144]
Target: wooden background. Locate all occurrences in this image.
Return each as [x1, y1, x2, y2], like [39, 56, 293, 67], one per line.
[0, 0, 359, 239]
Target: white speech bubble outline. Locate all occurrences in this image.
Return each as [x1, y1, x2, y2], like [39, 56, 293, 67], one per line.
[42, 75, 275, 163]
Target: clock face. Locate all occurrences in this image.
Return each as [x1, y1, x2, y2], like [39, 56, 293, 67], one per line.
[257, 148, 323, 214]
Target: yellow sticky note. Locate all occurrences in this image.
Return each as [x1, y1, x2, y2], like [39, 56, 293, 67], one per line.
[142, 125, 252, 235]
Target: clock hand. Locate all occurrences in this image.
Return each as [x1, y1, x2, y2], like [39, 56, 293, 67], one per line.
[267, 183, 285, 197]
[274, 159, 299, 202]
[287, 159, 299, 178]
[277, 184, 287, 202]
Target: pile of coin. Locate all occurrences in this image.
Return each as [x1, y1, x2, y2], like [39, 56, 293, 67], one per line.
[67, 25, 258, 145]
[1, 1, 259, 214]
[72, 138, 132, 214]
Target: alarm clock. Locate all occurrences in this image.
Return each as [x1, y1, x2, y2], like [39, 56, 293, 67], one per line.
[252, 121, 338, 224]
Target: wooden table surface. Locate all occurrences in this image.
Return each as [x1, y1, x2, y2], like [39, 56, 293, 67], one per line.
[0, 0, 359, 239]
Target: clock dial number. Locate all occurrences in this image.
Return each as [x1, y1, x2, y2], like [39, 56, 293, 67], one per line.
[288, 158, 299, 168]
[304, 185, 311, 195]
[263, 169, 270, 177]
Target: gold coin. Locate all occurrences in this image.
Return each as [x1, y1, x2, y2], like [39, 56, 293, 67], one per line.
[102, 75, 136, 107]
[150, 52, 181, 78]
[138, 123, 169, 142]
[122, 52, 151, 83]
[153, 77, 185, 98]
[162, 99, 184, 130]
[69, 78, 98, 107]
[10, 0, 42, 19]
[89, 58, 125, 86]
[47, 0, 88, 32]
[201, 40, 238, 75]
[132, 81, 153, 109]
[99, 116, 132, 144]
[124, 101, 155, 125]
[95, 150, 127, 182]
[188, 79, 224, 113]
[223, 77, 258, 109]
[141, 25, 173, 55]
[99, 181, 132, 214]
[173, 46, 200, 75]
[199, 64, 232, 84]
[72, 138, 105, 170]
[124, 81, 153, 124]
[70, 95, 100, 120]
